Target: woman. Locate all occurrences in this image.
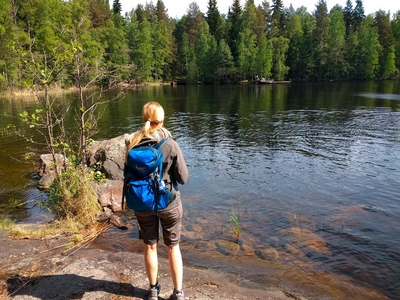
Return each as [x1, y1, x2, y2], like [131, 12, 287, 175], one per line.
[126, 102, 189, 300]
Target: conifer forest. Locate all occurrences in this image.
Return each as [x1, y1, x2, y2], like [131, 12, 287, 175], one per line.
[0, 0, 399, 90]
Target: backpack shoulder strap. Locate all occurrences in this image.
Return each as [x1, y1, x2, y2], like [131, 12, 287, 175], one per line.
[154, 138, 170, 150]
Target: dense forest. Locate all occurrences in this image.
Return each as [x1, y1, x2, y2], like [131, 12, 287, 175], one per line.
[0, 0, 399, 90]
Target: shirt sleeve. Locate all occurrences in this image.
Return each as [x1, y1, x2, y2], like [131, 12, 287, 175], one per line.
[173, 143, 189, 185]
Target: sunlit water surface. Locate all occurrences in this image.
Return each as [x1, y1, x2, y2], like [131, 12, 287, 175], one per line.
[1, 81, 399, 299]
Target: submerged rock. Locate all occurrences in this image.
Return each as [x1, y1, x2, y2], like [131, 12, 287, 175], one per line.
[280, 227, 332, 256]
[215, 239, 241, 256]
[255, 245, 279, 260]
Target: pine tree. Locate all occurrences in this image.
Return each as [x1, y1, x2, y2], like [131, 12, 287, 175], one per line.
[271, 36, 289, 80]
[132, 18, 154, 82]
[286, 11, 303, 80]
[152, 17, 173, 81]
[185, 2, 204, 45]
[343, 0, 353, 35]
[196, 21, 217, 83]
[313, 0, 330, 80]
[155, 0, 169, 22]
[326, 5, 346, 79]
[375, 10, 397, 79]
[227, 0, 242, 64]
[353, 0, 365, 29]
[216, 39, 234, 83]
[112, 0, 122, 15]
[392, 12, 400, 72]
[270, 0, 285, 37]
[357, 16, 380, 79]
[206, 0, 223, 41]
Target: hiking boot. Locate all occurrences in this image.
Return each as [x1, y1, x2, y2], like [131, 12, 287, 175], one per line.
[169, 289, 184, 300]
[147, 283, 161, 300]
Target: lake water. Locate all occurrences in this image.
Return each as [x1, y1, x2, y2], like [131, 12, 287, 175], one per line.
[1, 81, 400, 299]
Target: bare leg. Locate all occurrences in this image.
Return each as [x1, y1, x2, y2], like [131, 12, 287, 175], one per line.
[167, 244, 183, 290]
[144, 243, 158, 285]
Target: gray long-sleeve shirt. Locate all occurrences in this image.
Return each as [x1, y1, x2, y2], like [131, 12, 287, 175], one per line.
[134, 131, 189, 211]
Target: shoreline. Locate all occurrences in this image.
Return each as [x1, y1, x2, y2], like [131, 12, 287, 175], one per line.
[0, 230, 288, 299]
[0, 227, 390, 300]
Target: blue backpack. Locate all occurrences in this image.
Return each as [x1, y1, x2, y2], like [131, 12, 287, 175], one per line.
[124, 138, 172, 211]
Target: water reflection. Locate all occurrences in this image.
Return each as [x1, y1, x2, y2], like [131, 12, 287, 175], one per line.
[1, 81, 400, 299]
[358, 93, 400, 101]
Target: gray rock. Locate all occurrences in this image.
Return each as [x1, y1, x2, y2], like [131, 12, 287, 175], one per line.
[96, 180, 124, 212]
[87, 134, 129, 181]
[37, 154, 68, 189]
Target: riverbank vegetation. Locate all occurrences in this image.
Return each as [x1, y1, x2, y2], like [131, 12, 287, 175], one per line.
[0, 0, 399, 92]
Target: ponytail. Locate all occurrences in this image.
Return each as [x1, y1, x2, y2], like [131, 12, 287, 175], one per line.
[144, 120, 151, 133]
[126, 102, 170, 161]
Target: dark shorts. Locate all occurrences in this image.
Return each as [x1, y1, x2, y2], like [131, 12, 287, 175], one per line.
[134, 203, 183, 246]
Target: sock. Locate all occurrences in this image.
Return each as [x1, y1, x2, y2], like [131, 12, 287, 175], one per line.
[150, 282, 159, 289]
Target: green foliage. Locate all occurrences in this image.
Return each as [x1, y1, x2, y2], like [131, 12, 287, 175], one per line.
[227, 0, 242, 63]
[326, 6, 346, 79]
[1, 0, 399, 90]
[271, 0, 285, 37]
[271, 36, 290, 80]
[375, 11, 398, 78]
[19, 109, 43, 128]
[346, 15, 381, 80]
[131, 18, 153, 82]
[152, 18, 173, 81]
[392, 12, 400, 71]
[0, 217, 15, 230]
[256, 35, 272, 79]
[88, 164, 107, 182]
[206, 0, 223, 41]
[195, 21, 218, 83]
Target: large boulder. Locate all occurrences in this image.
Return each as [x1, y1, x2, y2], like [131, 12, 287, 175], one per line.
[88, 134, 129, 213]
[87, 134, 129, 181]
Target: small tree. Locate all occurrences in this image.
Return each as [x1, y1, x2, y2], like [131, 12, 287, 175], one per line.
[17, 31, 73, 169]
[14, 9, 124, 233]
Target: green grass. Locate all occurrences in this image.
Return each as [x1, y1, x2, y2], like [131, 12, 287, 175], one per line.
[228, 211, 241, 243]
[0, 218, 15, 230]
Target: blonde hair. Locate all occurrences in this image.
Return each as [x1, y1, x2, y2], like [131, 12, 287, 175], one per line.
[126, 102, 171, 158]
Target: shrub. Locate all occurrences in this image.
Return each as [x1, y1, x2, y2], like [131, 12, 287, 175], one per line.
[47, 166, 100, 231]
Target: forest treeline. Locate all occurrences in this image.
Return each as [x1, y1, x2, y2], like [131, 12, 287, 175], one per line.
[0, 0, 399, 91]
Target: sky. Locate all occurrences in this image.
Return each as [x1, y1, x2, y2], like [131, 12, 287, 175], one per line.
[119, 0, 398, 19]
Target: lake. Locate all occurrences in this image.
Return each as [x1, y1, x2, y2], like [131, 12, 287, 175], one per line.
[1, 81, 399, 299]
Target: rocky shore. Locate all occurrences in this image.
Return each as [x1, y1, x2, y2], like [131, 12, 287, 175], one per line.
[1, 223, 391, 300]
[0, 229, 294, 300]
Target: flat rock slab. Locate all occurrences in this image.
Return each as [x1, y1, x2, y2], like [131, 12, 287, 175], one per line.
[0, 231, 290, 300]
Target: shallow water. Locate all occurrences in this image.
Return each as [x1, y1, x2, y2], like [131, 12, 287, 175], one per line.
[1, 81, 400, 299]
